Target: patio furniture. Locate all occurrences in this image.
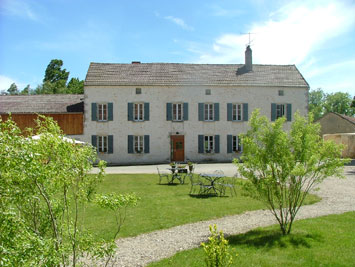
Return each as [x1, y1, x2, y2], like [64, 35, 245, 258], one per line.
[217, 177, 237, 197]
[199, 173, 225, 195]
[167, 168, 185, 184]
[157, 167, 169, 184]
[187, 173, 205, 194]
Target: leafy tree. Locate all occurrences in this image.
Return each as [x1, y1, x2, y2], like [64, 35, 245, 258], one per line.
[0, 116, 137, 266]
[324, 92, 355, 116]
[43, 59, 69, 84]
[308, 88, 326, 120]
[235, 110, 348, 235]
[7, 83, 19, 95]
[67, 77, 84, 94]
[21, 84, 31, 95]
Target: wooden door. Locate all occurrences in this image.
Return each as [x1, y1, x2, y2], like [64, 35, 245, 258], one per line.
[171, 135, 184, 162]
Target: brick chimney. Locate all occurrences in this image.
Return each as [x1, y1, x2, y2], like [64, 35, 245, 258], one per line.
[245, 45, 252, 72]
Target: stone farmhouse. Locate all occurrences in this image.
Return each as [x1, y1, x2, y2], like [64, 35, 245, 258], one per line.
[83, 46, 309, 165]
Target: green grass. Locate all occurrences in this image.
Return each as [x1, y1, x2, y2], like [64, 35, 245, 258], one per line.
[149, 212, 355, 267]
[80, 174, 320, 241]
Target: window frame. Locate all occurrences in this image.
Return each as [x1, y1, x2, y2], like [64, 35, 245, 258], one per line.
[232, 135, 241, 152]
[232, 103, 243, 121]
[204, 103, 214, 121]
[276, 104, 286, 119]
[97, 135, 108, 153]
[134, 103, 144, 121]
[172, 103, 183, 121]
[204, 135, 214, 153]
[97, 103, 108, 122]
[134, 135, 144, 153]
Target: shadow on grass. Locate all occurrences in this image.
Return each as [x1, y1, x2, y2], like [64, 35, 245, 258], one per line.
[228, 229, 323, 250]
[189, 193, 221, 199]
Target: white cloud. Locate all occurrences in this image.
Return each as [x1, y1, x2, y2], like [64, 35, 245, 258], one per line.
[0, 0, 39, 21]
[164, 16, 194, 31]
[0, 75, 25, 91]
[194, 0, 355, 65]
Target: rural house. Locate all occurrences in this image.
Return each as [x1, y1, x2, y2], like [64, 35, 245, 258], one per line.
[83, 46, 309, 165]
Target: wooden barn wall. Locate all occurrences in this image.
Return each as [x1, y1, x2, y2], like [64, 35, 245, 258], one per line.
[0, 113, 83, 135]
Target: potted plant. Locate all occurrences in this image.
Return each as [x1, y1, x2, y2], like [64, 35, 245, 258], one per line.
[170, 162, 176, 172]
[187, 161, 194, 173]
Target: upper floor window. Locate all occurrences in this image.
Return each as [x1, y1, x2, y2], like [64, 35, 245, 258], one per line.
[172, 103, 183, 121]
[98, 135, 108, 153]
[271, 103, 292, 122]
[134, 103, 144, 121]
[136, 88, 142, 94]
[278, 90, 284, 96]
[204, 103, 214, 121]
[205, 89, 211, 95]
[232, 104, 243, 121]
[134, 135, 144, 153]
[98, 103, 108, 121]
[276, 104, 285, 119]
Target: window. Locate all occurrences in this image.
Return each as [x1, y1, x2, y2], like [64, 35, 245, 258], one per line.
[278, 90, 284, 96]
[204, 104, 214, 121]
[134, 103, 144, 121]
[276, 104, 285, 119]
[204, 135, 214, 153]
[232, 136, 241, 152]
[232, 104, 242, 121]
[98, 136, 108, 153]
[98, 103, 108, 121]
[136, 88, 142, 94]
[134, 135, 144, 153]
[205, 89, 211, 95]
[172, 103, 183, 121]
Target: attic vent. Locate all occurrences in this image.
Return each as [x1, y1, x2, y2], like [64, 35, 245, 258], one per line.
[132, 61, 141, 64]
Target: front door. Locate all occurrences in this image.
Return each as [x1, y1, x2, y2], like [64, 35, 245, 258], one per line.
[171, 135, 184, 162]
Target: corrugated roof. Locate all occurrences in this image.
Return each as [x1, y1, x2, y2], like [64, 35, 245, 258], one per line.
[85, 63, 309, 88]
[0, 94, 84, 114]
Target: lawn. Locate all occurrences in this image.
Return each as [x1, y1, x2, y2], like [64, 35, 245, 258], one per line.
[80, 174, 320, 241]
[149, 211, 355, 266]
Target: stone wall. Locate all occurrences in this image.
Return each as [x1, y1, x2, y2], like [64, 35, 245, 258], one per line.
[323, 133, 355, 159]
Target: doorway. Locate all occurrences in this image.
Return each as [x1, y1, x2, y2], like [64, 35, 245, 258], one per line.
[171, 135, 184, 162]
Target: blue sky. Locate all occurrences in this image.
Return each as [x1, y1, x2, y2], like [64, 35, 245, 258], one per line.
[0, 0, 354, 95]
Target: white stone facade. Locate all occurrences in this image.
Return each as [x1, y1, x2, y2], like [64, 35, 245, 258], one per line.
[82, 85, 308, 165]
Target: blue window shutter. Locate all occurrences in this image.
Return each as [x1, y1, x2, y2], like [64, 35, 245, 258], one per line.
[108, 135, 113, 154]
[227, 135, 232, 153]
[91, 135, 97, 149]
[214, 135, 220, 153]
[128, 103, 133, 121]
[271, 103, 276, 121]
[166, 103, 172, 121]
[91, 103, 97, 121]
[227, 103, 232, 121]
[108, 103, 113, 121]
[198, 135, 204, 153]
[144, 103, 150, 121]
[144, 135, 150, 153]
[128, 135, 134, 153]
[183, 103, 188, 121]
[287, 103, 292, 121]
[214, 103, 219, 121]
[243, 103, 248, 121]
[198, 103, 204, 121]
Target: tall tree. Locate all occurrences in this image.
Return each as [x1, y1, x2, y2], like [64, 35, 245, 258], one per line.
[66, 77, 84, 94]
[7, 83, 19, 95]
[308, 88, 326, 120]
[324, 92, 355, 116]
[21, 84, 31, 95]
[43, 59, 69, 84]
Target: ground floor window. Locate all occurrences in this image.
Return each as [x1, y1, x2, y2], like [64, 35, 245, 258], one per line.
[204, 135, 214, 153]
[98, 135, 108, 153]
[134, 135, 144, 153]
[232, 135, 241, 152]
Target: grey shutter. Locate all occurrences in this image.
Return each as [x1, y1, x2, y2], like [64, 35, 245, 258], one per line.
[227, 135, 232, 153]
[91, 135, 97, 149]
[198, 103, 204, 121]
[91, 103, 97, 121]
[144, 103, 149, 121]
[108, 103, 113, 121]
[214, 135, 220, 153]
[227, 103, 232, 121]
[128, 135, 134, 153]
[287, 103, 292, 121]
[198, 135, 204, 153]
[271, 103, 276, 121]
[243, 103, 248, 121]
[144, 135, 150, 153]
[183, 103, 188, 121]
[128, 103, 133, 121]
[214, 103, 219, 121]
[108, 135, 113, 154]
[166, 103, 172, 121]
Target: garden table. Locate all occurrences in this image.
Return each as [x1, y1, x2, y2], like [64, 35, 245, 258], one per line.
[167, 168, 186, 184]
[199, 173, 225, 195]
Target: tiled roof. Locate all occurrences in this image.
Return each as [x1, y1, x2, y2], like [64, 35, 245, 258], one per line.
[336, 112, 355, 125]
[85, 63, 309, 88]
[0, 94, 84, 114]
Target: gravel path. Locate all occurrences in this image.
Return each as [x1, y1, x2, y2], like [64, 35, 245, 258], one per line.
[99, 166, 355, 266]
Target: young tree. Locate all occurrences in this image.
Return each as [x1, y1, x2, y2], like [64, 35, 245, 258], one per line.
[235, 110, 348, 235]
[7, 83, 19, 95]
[308, 88, 326, 120]
[0, 116, 136, 266]
[21, 84, 31, 95]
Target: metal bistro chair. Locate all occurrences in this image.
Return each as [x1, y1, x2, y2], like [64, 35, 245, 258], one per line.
[215, 170, 237, 197]
[157, 167, 169, 184]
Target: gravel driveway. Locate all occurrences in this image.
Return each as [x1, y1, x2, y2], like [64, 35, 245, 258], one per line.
[94, 166, 355, 266]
